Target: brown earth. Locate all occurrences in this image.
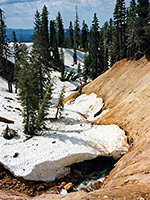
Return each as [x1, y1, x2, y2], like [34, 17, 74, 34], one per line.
[1, 56, 150, 199]
[83, 56, 150, 197]
[83, 57, 150, 148]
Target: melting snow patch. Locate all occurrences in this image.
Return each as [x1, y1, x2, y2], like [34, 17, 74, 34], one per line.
[0, 47, 128, 182]
[0, 122, 128, 181]
[65, 93, 104, 122]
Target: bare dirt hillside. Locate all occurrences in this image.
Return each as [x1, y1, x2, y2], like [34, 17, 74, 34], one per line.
[82, 56, 150, 148]
[1, 57, 150, 199]
[82, 56, 150, 198]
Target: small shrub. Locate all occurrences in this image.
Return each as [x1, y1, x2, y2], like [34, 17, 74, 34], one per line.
[2, 125, 18, 140]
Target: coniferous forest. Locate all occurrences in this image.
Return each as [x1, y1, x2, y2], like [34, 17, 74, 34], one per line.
[0, 0, 150, 135]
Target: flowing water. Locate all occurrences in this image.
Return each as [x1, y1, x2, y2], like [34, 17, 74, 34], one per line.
[45, 156, 116, 195]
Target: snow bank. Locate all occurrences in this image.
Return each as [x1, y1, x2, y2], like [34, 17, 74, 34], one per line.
[0, 77, 23, 134]
[0, 45, 128, 182]
[0, 77, 128, 182]
[63, 48, 85, 72]
[0, 123, 128, 182]
[65, 93, 104, 121]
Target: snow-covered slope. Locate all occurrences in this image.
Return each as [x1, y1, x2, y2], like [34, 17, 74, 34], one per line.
[63, 48, 85, 72]
[0, 44, 129, 182]
[0, 77, 23, 134]
[8, 42, 33, 63]
[8, 43, 85, 72]
[0, 76, 128, 182]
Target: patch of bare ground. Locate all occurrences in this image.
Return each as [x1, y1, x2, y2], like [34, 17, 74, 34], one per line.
[34, 184, 150, 200]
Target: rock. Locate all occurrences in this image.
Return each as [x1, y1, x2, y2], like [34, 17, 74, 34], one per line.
[94, 181, 102, 189]
[49, 185, 58, 192]
[58, 182, 66, 189]
[64, 182, 74, 192]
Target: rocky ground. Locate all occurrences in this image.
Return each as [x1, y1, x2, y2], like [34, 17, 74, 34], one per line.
[0, 156, 115, 198]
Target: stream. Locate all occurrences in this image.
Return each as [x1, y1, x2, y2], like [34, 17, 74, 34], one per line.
[44, 156, 116, 195]
[0, 154, 116, 197]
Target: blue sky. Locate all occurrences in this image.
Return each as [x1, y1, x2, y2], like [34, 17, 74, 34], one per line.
[0, 0, 130, 29]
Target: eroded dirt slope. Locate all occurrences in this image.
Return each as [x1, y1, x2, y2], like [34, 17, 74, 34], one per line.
[81, 56, 150, 195]
[83, 57, 150, 147]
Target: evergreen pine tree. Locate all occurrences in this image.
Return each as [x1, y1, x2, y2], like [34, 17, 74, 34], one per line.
[32, 10, 45, 100]
[12, 31, 19, 93]
[32, 10, 42, 48]
[17, 45, 39, 135]
[77, 62, 81, 74]
[32, 8, 52, 100]
[73, 47, 77, 65]
[74, 6, 80, 48]
[108, 18, 114, 67]
[81, 20, 88, 51]
[77, 62, 82, 84]
[126, 0, 137, 59]
[13, 31, 18, 61]
[102, 21, 109, 71]
[0, 9, 8, 67]
[50, 20, 60, 68]
[15, 7, 54, 135]
[99, 29, 105, 73]
[88, 13, 101, 79]
[0, 9, 5, 73]
[143, 4, 150, 60]
[59, 48, 65, 81]
[41, 5, 49, 47]
[135, 0, 150, 59]
[41, 5, 51, 69]
[56, 12, 65, 47]
[17, 44, 53, 134]
[68, 21, 74, 48]
[113, 0, 127, 62]
[0, 9, 12, 92]
[83, 53, 90, 82]
[55, 85, 65, 119]
[36, 83, 52, 130]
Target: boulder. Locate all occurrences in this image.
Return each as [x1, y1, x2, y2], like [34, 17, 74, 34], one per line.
[64, 182, 74, 192]
[58, 182, 66, 189]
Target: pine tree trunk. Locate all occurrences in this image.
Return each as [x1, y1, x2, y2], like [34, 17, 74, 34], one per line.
[8, 81, 12, 93]
[55, 107, 59, 119]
